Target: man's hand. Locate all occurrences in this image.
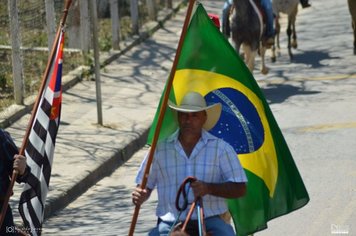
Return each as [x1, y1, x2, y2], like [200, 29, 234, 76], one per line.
[132, 186, 151, 206]
[13, 154, 27, 175]
[190, 180, 210, 198]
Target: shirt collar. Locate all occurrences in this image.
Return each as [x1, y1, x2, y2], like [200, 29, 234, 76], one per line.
[166, 129, 218, 144]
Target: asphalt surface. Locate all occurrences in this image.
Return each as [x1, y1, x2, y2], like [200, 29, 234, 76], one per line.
[2, 0, 356, 235]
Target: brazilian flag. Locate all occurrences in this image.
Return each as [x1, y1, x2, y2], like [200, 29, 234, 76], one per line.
[147, 3, 309, 236]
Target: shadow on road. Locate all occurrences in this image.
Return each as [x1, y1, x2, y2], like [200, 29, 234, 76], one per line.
[292, 50, 341, 68]
[262, 83, 320, 104]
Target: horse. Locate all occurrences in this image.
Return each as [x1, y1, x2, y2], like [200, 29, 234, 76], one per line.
[271, 0, 299, 62]
[228, 0, 269, 75]
[348, 0, 356, 55]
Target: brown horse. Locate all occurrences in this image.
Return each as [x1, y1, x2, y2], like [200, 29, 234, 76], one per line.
[271, 0, 299, 62]
[348, 0, 356, 55]
[228, 0, 269, 74]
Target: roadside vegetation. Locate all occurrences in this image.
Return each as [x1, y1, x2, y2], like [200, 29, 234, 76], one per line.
[0, 0, 162, 112]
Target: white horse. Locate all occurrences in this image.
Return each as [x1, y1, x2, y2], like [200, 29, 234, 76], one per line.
[271, 0, 299, 62]
[348, 0, 356, 55]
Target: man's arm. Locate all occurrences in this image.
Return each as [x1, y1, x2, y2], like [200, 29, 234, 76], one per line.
[191, 181, 246, 199]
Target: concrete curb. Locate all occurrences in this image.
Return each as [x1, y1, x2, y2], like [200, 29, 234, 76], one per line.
[44, 128, 150, 219]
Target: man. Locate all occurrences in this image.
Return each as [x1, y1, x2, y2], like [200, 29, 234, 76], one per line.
[0, 129, 29, 235]
[132, 91, 247, 235]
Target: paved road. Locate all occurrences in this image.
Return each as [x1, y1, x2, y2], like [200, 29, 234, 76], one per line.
[37, 0, 356, 235]
[43, 146, 156, 235]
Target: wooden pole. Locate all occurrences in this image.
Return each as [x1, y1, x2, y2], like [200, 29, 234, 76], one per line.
[127, 0, 196, 235]
[0, 0, 73, 230]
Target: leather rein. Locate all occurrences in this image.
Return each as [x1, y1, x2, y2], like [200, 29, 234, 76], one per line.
[175, 176, 206, 236]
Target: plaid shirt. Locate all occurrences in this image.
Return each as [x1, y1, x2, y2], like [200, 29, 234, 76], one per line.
[0, 129, 19, 199]
[136, 129, 247, 221]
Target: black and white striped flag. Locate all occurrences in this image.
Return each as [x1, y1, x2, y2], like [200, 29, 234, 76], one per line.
[18, 29, 65, 236]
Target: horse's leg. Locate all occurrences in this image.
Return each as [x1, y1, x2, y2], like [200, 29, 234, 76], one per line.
[353, 19, 356, 55]
[271, 17, 277, 63]
[276, 15, 281, 51]
[231, 28, 244, 59]
[259, 44, 269, 75]
[242, 44, 255, 73]
[271, 43, 276, 63]
[286, 18, 293, 61]
[290, 20, 297, 49]
[347, 0, 356, 55]
[277, 25, 281, 56]
[290, 7, 298, 49]
[234, 41, 244, 60]
[271, 15, 280, 63]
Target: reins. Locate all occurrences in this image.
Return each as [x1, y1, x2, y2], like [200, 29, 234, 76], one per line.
[174, 176, 206, 236]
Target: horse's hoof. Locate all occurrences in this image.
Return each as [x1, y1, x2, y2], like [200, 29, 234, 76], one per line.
[354, 48, 356, 55]
[271, 56, 276, 63]
[292, 41, 298, 49]
[261, 67, 269, 75]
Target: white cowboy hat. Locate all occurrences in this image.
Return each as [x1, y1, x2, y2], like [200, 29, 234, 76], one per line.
[168, 91, 222, 131]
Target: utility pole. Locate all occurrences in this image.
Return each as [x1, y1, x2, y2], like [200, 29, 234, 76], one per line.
[89, 0, 103, 125]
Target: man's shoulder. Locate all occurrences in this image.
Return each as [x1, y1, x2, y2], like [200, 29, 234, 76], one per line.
[0, 129, 19, 158]
[156, 137, 174, 150]
[0, 129, 15, 144]
[157, 130, 179, 145]
[0, 129, 10, 140]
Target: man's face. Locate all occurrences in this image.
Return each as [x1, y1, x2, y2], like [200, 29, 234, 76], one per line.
[177, 111, 207, 135]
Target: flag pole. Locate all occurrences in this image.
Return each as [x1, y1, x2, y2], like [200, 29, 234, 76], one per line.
[0, 0, 72, 230]
[128, 0, 196, 235]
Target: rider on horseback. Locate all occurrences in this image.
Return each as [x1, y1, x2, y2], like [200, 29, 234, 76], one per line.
[222, 0, 275, 47]
[222, 0, 311, 46]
